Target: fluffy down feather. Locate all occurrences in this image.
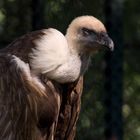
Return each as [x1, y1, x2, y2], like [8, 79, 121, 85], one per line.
[30, 28, 69, 74]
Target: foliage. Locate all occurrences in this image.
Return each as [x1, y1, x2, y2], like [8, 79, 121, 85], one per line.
[123, 0, 140, 139]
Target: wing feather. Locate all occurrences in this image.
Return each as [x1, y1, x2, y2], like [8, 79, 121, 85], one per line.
[0, 54, 49, 140]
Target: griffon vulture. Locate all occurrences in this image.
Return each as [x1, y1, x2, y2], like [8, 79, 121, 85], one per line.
[0, 16, 114, 140]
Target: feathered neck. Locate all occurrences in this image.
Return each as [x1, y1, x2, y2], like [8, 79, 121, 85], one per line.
[66, 36, 91, 76]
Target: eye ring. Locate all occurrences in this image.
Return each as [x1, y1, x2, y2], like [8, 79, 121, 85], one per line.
[82, 28, 90, 36]
[81, 28, 97, 36]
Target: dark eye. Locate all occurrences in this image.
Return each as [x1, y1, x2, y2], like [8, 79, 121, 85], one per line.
[82, 28, 90, 36]
[81, 28, 97, 36]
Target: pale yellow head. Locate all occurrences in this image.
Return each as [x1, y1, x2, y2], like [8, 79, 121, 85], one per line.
[66, 15, 114, 53]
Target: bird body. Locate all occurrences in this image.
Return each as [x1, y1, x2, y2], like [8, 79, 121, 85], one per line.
[0, 15, 114, 140]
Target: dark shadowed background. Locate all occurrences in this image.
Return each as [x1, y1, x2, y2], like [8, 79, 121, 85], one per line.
[0, 0, 140, 140]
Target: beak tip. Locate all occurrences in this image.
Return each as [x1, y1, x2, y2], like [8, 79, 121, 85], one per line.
[109, 40, 114, 51]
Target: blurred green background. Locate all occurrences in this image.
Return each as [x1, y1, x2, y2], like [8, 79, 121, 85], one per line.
[0, 0, 140, 140]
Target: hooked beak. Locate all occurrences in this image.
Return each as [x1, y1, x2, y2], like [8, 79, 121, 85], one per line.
[98, 33, 114, 51]
[80, 31, 114, 52]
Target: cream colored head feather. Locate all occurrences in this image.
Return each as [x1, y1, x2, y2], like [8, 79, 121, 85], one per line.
[66, 15, 107, 39]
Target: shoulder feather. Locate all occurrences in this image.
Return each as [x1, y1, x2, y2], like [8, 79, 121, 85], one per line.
[30, 28, 69, 74]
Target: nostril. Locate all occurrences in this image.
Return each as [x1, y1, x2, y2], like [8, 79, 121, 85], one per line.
[101, 34, 105, 38]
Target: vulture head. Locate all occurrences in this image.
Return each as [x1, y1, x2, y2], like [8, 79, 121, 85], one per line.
[66, 15, 114, 53]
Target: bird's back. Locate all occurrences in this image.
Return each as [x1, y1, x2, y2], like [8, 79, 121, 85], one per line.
[0, 30, 45, 63]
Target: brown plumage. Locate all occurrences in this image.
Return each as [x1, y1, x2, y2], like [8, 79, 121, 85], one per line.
[0, 15, 114, 140]
[0, 54, 60, 140]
